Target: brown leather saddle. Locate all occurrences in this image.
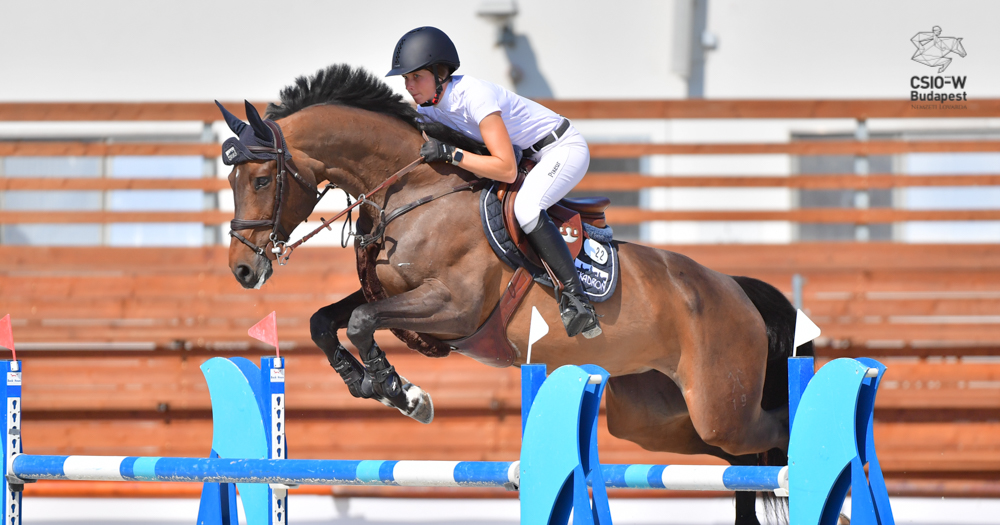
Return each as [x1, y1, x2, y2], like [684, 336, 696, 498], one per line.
[499, 159, 611, 266]
[355, 160, 613, 368]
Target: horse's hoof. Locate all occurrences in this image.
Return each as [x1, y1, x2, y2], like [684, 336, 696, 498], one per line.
[838, 513, 851, 525]
[399, 382, 434, 424]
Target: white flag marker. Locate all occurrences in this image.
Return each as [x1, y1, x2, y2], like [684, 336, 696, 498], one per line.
[526, 306, 550, 364]
[792, 309, 821, 356]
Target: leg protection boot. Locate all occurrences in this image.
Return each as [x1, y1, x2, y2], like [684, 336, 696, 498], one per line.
[525, 210, 602, 338]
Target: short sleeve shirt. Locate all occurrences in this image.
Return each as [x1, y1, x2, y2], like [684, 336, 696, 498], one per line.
[417, 75, 564, 150]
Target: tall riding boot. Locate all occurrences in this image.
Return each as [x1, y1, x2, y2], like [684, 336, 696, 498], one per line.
[525, 210, 602, 338]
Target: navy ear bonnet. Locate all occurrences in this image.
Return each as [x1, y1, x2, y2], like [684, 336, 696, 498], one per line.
[215, 100, 292, 166]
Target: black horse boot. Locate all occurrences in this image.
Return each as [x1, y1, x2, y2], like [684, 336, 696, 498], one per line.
[525, 210, 602, 338]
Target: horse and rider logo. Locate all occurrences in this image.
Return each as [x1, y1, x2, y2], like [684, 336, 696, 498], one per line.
[911, 26, 966, 73]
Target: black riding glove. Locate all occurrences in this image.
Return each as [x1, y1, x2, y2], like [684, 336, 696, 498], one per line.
[420, 138, 456, 164]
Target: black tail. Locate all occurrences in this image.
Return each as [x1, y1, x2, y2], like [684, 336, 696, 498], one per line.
[731, 275, 814, 524]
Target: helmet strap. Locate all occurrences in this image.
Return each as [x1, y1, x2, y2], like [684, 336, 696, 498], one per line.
[419, 65, 449, 107]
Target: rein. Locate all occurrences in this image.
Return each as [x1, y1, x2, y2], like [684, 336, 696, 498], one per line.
[274, 156, 427, 264]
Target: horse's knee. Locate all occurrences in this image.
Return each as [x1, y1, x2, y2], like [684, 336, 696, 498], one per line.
[346, 307, 378, 346]
[310, 310, 333, 339]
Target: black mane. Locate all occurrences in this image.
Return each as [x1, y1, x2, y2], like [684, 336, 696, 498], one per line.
[266, 64, 487, 154]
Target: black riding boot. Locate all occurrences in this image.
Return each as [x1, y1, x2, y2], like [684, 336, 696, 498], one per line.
[525, 210, 602, 338]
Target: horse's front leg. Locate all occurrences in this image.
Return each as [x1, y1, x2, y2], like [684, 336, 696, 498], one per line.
[309, 290, 380, 401]
[346, 280, 479, 424]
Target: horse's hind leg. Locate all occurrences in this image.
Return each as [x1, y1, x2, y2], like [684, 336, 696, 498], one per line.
[731, 454, 764, 525]
[681, 334, 789, 457]
[605, 372, 770, 525]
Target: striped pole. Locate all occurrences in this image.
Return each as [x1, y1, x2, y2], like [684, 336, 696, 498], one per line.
[9, 455, 786, 493]
[601, 464, 787, 493]
[10, 456, 520, 488]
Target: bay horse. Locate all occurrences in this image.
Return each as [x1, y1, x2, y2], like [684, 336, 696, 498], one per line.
[223, 65, 811, 524]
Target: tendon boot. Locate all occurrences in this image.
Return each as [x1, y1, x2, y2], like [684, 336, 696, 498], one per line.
[525, 210, 602, 338]
[361, 342, 404, 399]
[327, 344, 379, 400]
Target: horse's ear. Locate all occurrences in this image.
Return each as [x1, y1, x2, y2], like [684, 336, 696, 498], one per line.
[244, 100, 272, 142]
[215, 100, 247, 136]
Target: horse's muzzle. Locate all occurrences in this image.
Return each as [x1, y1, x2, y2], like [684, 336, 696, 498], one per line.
[233, 256, 273, 289]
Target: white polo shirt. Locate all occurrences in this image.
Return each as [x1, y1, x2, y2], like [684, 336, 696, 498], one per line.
[417, 75, 564, 150]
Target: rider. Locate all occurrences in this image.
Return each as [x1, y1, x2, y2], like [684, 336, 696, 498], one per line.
[387, 26, 601, 339]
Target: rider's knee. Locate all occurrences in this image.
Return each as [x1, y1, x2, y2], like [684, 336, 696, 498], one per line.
[513, 195, 542, 231]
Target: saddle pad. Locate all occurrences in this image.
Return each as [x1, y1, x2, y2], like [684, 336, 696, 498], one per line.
[480, 182, 619, 303]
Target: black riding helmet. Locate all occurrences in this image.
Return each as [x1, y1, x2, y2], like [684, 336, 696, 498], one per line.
[387, 26, 460, 106]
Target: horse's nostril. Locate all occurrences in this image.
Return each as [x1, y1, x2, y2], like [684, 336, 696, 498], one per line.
[235, 264, 253, 283]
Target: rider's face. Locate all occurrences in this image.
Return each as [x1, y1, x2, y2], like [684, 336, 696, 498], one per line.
[403, 69, 437, 105]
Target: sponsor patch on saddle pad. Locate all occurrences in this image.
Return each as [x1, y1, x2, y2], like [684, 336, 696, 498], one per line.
[479, 182, 620, 303]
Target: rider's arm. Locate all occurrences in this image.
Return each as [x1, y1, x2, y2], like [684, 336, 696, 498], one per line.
[451, 112, 517, 183]
[912, 32, 932, 46]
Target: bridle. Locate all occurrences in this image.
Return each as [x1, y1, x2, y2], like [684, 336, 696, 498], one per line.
[228, 120, 334, 260]
[229, 121, 482, 267]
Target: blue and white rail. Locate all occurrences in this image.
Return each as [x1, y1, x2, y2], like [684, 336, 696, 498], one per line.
[601, 464, 787, 492]
[7, 455, 787, 493]
[9, 456, 519, 488]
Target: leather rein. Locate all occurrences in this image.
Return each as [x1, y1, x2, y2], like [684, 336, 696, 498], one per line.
[230, 122, 483, 265]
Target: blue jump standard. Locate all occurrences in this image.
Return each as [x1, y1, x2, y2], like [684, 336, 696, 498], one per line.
[1, 355, 895, 525]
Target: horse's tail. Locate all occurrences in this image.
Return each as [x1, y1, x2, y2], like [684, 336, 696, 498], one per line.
[731, 275, 815, 524]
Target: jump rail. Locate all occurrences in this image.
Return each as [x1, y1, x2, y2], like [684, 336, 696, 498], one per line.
[1, 318, 894, 525]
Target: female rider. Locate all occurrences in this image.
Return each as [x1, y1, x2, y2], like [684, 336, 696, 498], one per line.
[387, 26, 601, 339]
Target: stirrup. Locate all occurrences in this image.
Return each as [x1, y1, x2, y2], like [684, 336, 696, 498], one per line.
[559, 292, 602, 338]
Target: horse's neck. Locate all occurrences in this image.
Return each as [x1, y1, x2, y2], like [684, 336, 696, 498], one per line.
[290, 107, 461, 222]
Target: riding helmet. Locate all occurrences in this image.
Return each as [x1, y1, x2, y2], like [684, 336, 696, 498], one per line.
[386, 26, 460, 77]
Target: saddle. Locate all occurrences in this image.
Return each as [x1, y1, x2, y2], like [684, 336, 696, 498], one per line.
[499, 159, 612, 266]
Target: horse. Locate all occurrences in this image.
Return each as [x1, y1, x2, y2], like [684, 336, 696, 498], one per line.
[222, 64, 812, 525]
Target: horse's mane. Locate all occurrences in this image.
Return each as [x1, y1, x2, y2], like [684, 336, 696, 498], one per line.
[266, 64, 487, 154]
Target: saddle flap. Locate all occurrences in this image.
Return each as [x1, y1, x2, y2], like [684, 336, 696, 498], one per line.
[547, 204, 583, 259]
[502, 160, 585, 264]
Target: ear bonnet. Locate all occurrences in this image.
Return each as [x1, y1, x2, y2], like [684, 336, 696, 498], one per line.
[215, 100, 292, 165]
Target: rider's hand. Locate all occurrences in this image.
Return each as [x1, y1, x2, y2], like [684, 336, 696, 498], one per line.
[420, 138, 456, 164]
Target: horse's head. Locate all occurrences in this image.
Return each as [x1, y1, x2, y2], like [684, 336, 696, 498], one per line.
[951, 37, 967, 58]
[217, 101, 321, 289]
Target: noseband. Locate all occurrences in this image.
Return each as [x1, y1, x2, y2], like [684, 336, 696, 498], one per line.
[229, 120, 331, 259]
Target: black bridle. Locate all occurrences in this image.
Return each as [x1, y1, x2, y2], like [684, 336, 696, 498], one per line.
[229, 120, 333, 260]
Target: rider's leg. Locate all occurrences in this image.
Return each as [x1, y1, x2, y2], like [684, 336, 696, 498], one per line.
[515, 130, 601, 338]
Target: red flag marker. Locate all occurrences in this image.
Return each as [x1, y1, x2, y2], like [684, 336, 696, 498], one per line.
[248, 311, 280, 357]
[0, 314, 15, 361]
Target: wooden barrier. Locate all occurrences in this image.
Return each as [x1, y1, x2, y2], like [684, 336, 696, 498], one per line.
[2, 100, 999, 498]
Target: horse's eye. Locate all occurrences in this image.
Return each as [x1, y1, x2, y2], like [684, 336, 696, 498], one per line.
[254, 176, 270, 190]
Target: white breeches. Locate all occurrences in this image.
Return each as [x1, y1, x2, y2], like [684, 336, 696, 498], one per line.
[513, 127, 591, 232]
